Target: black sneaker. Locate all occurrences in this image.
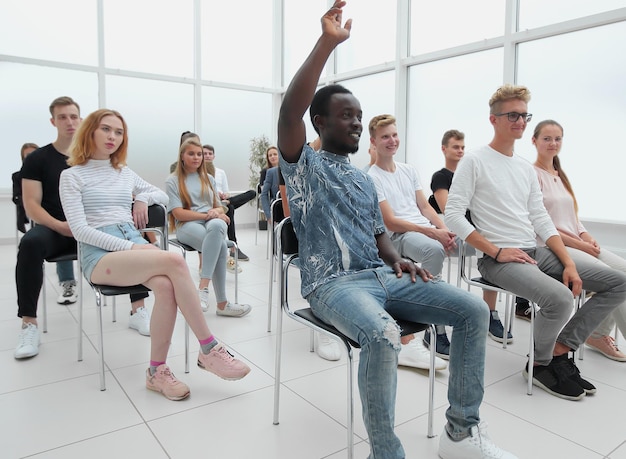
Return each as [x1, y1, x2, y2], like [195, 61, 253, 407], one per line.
[236, 248, 250, 261]
[522, 359, 585, 401]
[423, 329, 450, 360]
[488, 310, 513, 344]
[515, 300, 535, 322]
[551, 354, 596, 395]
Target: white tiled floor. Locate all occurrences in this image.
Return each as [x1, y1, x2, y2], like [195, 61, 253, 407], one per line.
[2, 228, 625, 459]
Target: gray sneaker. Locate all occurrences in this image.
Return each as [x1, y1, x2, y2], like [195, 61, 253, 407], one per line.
[57, 280, 78, 305]
[216, 302, 251, 317]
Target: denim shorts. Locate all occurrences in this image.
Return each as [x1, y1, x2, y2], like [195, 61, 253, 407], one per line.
[80, 222, 148, 281]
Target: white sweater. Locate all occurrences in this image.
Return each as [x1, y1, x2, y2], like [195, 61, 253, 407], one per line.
[445, 145, 558, 248]
[59, 159, 168, 252]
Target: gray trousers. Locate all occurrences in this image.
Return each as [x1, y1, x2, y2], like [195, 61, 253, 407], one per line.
[477, 246, 626, 365]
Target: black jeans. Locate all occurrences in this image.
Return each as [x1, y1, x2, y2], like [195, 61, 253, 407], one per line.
[224, 189, 256, 243]
[16, 224, 76, 318]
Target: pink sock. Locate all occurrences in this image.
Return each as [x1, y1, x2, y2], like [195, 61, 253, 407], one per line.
[199, 335, 215, 346]
[200, 335, 217, 354]
[150, 360, 166, 369]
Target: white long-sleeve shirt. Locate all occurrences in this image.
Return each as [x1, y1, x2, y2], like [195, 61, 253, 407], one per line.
[59, 159, 168, 252]
[445, 145, 558, 248]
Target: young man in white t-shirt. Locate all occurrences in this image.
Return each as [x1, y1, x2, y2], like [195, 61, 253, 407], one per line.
[368, 114, 464, 368]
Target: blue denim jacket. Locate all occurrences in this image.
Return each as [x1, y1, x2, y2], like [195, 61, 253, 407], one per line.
[279, 144, 386, 298]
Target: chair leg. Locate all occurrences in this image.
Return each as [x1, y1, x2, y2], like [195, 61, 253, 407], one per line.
[77, 257, 83, 362]
[427, 324, 436, 438]
[272, 292, 285, 425]
[527, 301, 536, 396]
[267, 242, 275, 333]
[185, 321, 190, 373]
[94, 290, 106, 391]
[576, 292, 586, 360]
[42, 262, 48, 333]
[346, 348, 355, 459]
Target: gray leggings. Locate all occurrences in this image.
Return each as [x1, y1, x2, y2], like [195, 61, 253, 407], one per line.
[176, 218, 228, 303]
[478, 246, 626, 365]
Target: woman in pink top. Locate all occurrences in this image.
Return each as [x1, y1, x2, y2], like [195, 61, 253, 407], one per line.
[533, 119, 626, 361]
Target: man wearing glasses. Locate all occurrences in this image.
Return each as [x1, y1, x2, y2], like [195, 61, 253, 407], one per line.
[445, 84, 626, 401]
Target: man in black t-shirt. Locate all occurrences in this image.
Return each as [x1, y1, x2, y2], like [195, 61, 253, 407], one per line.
[14, 97, 82, 359]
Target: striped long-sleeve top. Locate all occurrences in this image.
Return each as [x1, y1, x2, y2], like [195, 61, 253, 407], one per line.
[59, 159, 168, 252]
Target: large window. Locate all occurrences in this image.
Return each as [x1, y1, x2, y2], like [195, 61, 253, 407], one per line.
[1, 63, 99, 186]
[406, 49, 503, 189]
[519, 0, 626, 30]
[517, 21, 626, 222]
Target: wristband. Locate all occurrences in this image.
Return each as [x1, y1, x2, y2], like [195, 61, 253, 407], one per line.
[494, 248, 502, 261]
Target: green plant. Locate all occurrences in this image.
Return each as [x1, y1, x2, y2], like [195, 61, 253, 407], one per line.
[248, 134, 271, 190]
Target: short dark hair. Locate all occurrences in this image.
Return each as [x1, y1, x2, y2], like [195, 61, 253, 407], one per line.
[310, 84, 352, 134]
[441, 129, 464, 146]
[49, 96, 80, 117]
[203, 144, 215, 153]
[180, 131, 199, 146]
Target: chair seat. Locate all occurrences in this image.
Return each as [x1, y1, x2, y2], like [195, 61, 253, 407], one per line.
[91, 283, 150, 296]
[46, 251, 77, 263]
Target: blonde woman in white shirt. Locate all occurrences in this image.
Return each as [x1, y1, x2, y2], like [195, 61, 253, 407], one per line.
[60, 109, 250, 401]
[533, 119, 626, 361]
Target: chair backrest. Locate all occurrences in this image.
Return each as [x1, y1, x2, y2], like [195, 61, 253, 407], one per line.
[279, 217, 298, 257]
[144, 203, 169, 249]
[270, 197, 285, 225]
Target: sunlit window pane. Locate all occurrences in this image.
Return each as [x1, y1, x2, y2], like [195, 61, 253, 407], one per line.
[103, 0, 194, 78]
[0, 0, 98, 65]
[519, 0, 625, 30]
[201, 87, 273, 190]
[336, 0, 396, 73]
[201, 0, 273, 86]
[517, 22, 626, 221]
[105, 75, 195, 189]
[0, 63, 98, 189]
[409, 0, 504, 55]
[406, 49, 503, 187]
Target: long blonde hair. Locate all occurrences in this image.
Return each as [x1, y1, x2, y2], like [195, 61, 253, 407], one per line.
[169, 138, 220, 231]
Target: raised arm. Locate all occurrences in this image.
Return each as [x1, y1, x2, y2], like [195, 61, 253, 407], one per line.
[277, 1, 352, 162]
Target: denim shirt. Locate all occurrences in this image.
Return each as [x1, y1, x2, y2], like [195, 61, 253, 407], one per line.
[279, 144, 386, 298]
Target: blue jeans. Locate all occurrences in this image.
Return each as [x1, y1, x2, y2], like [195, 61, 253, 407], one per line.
[56, 260, 74, 283]
[308, 266, 489, 458]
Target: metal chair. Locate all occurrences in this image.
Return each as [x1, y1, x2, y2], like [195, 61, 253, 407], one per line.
[459, 241, 537, 395]
[266, 197, 286, 332]
[41, 250, 80, 334]
[272, 218, 436, 458]
[79, 203, 188, 390]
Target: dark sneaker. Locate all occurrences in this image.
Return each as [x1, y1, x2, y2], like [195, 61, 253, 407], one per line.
[551, 354, 596, 395]
[423, 329, 450, 360]
[522, 360, 585, 401]
[236, 248, 250, 261]
[515, 300, 535, 322]
[488, 310, 513, 344]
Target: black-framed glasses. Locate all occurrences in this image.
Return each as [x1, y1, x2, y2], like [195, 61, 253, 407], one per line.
[494, 112, 532, 123]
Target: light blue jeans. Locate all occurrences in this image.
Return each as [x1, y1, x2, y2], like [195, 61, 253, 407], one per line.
[308, 266, 489, 458]
[176, 219, 228, 303]
[478, 247, 626, 365]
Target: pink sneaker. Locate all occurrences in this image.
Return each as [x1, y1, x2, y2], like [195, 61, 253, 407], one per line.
[146, 364, 190, 401]
[197, 344, 251, 380]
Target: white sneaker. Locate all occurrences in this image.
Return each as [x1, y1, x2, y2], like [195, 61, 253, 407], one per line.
[399, 337, 447, 370]
[129, 306, 151, 336]
[439, 422, 518, 459]
[14, 323, 40, 359]
[199, 288, 210, 312]
[226, 257, 242, 274]
[57, 280, 78, 305]
[216, 302, 252, 317]
[315, 332, 341, 361]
